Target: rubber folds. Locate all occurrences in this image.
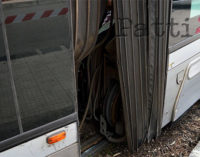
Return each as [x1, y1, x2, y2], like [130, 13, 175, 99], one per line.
[72, 0, 106, 65]
[114, 0, 171, 152]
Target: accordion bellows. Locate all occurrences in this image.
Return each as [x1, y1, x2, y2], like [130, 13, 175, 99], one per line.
[114, 0, 171, 152]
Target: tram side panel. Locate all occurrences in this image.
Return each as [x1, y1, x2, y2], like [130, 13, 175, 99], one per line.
[162, 0, 200, 127]
[0, 1, 79, 156]
[162, 39, 200, 127]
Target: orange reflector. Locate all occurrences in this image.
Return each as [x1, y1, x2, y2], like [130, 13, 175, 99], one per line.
[47, 131, 66, 144]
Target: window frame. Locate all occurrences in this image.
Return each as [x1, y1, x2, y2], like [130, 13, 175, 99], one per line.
[169, 33, 200, 53]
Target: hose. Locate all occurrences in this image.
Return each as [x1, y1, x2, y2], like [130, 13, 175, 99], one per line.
[79, 64, 102, 131]
[107, 136, 126, 143]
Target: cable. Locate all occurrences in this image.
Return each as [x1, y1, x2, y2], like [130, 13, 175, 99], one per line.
[79, 64, 102, 131]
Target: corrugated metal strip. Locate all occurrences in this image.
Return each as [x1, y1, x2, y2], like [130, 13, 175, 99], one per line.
[114, 0, 171, 152]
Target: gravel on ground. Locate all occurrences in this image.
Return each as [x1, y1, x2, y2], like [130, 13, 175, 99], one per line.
[98, 102, 200, 157]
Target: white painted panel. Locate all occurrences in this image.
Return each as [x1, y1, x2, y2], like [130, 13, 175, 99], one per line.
[0, 122, 78, 157]
[188, 58, 200, 79]
[48, 143, 79, 157]
[163, 39, 200, 127]
[168, 39, 200, 70]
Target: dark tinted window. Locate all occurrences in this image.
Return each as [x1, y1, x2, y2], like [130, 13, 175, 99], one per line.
[0, 0, 76, 141]
[169, 0, 200, 47]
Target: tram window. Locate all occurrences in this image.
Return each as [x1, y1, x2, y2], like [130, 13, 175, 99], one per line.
[0, 0, 76, 142]
[169, 0, 200, 47]
[6, 15, 76, 132]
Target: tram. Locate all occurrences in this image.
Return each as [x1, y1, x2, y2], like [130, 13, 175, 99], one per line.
[0, 0, 199, 156]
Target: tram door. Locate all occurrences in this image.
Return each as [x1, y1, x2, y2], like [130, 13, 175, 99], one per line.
[0, 0, 79, 157]
[162, 0, 200, 126]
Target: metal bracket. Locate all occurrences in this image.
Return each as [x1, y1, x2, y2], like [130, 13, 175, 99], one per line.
[100, 115, 113, 139]
[176, 70, 185, 85]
